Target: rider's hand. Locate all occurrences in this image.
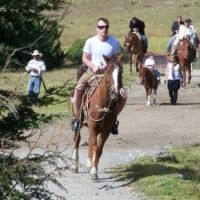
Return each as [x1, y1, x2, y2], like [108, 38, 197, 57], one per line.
[31, 67, 38, 73]
[92, 65, 99, 73]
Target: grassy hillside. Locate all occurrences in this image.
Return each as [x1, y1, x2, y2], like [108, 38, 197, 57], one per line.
[61, 0, 200, 53]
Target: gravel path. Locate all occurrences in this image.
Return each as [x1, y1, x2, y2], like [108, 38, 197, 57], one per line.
[16, 69, 200, 200]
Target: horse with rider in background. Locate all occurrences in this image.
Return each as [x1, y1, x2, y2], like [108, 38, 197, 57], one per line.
[168, 18, 200, 86]
[71, 53, 126, 180]
[139, 66, 160, 106]
[125, 17, 148, 74]
[124, 31, 145, 73]
[177, 37, 193, 87]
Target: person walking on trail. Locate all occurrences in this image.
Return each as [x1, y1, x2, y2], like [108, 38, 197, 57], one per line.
[71, 17, 127, 134]
[25, 50, 46, 106]
[164, 55, 182, 105]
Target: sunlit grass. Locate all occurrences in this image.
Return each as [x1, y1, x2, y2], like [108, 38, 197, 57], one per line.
[115, 145, 200, 200]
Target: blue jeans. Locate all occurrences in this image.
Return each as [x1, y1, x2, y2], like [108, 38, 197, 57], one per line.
[27, 75, 42, 104]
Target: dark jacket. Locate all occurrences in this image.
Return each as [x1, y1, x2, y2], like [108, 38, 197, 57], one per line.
[171, 21, 180, 36]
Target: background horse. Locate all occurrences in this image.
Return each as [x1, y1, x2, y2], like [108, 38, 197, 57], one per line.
[71, 53, 126, 179]
[177, 38, 193, 87]
[139, 67, 159, 106]
[124, 32, 144, 73]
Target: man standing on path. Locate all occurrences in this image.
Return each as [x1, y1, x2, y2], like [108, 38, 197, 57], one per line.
[25, 50, 46, 106]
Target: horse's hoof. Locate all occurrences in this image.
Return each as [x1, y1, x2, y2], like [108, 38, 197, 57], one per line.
[70, 165, 78, 173]
[90, 173, 98, 181]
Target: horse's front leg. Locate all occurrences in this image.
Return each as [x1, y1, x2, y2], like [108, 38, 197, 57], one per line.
[182, 68, 186, 87]
[129, 54, 133, 74]
[146, 89, 151, 106]
[96, 130, 110, 165]
[88, 129, 99, 180]
[187, 64, 192, 84]
[71, 131, 81, 173]
[153, 89, 157, 104]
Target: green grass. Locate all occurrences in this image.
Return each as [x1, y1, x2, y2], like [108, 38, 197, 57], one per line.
[115, 145, 200, 200]
[61, 0, 200, 53]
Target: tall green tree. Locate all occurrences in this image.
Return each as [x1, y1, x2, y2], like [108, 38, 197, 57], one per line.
[0, 0, 71, 70]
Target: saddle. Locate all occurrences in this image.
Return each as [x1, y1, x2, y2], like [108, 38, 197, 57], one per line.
[79, 74, 104, 123]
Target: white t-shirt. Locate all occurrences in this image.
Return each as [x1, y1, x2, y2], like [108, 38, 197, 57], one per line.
[83, 35, 120, 69]
[166, 62, 181, 80]
[144, 57, 156, 69]
[175, 24, 195, 45]
[25, 59, 46, 76]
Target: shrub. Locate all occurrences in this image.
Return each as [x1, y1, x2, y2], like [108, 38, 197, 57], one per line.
[66, 38, 86, 65]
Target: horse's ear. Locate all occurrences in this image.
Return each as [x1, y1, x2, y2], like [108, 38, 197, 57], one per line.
[103, 55, 110, 64]
[114, 53, 124, 64]
[118, 53, 124, 62]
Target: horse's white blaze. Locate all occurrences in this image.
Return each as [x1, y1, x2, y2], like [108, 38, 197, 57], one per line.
[90, 167, 97, 174]
[112, 67, 119, 92]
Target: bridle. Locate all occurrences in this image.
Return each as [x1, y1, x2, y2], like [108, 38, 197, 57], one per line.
[85, 64, 121, 122]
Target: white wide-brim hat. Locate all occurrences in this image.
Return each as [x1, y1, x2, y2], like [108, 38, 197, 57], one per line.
[31, 50, 43, 57]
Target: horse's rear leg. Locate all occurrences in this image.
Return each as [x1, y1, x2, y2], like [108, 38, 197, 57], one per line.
[129, 60, 132, 74]
[187, 66, 192, 84]
[71, 132, 81, 173]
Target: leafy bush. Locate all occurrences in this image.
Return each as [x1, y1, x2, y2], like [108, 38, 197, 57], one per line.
[66, 38, 86, 65]
[0, 148, 68, 199]
[0, 0, 71, 70]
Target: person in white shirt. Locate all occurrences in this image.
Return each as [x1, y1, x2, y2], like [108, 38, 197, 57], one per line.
[144, 52, 160, 81]
[164, 55, 182, 105]
[25, 50, 46, 105]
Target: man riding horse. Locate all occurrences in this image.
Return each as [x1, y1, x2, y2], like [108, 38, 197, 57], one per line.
[71, 17, 127, 135]
[129, 16, 148, 53]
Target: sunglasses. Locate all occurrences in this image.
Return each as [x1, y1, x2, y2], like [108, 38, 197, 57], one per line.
[97, 25, 109, 30]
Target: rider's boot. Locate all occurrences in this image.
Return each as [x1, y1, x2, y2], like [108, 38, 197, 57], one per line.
[71, 88, 83, 132]
[110, 120, 119, 135]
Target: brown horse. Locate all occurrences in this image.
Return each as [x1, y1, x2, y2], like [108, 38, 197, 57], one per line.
[71, 53, 126, 179]
[124, 32, 144, 73]
[177, 38, 193, 87]
[139, 67, 159, 106]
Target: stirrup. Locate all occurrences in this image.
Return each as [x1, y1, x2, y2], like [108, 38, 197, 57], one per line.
[71, 118, 80, 132]
[110, 120, 119, 135]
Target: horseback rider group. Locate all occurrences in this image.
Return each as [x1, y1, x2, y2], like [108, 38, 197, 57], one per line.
[70, 16, 199, 135]
[167, 17, 199, 61]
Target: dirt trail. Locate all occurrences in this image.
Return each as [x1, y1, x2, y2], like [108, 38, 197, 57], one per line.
[21, 69, 200, 200]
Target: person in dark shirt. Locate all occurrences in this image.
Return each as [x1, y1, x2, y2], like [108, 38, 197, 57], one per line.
[166, 16, 183, 54]
[171, 16, 183, 36]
